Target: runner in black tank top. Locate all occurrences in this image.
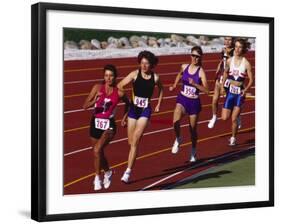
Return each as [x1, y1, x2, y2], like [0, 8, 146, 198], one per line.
[133, 69, 155, 99]
[117, 50, 163, 183]
[131, 69, 155, 115]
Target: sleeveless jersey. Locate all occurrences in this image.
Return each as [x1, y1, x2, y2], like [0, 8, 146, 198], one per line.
[132, 69, 155, 108]
[224, 56, 247, 94]
[180, 64, 201, 99]
[94, 85, 119, 119]
[228, 56, 247, 82]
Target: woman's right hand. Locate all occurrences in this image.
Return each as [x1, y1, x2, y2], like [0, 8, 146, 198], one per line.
[121, 116, 127, 127]
[220, 86, 226, 95]
[169, 85, 175, 92]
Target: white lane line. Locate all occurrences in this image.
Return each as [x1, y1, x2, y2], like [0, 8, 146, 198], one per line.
[140, 146, 255, 191]
[64, 95, 178, 114]
[64, 64, 255, 84]
[64, 69, 218, 84]
[64, 72, 179, 84]
[64, 111, 255, 157]
[64, 90, 216, 114]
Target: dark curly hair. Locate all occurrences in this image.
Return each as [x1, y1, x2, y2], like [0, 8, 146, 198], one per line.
[191, 46, 203, 66]
[234, 38, 250, 54]
[103, 64, 118, 86]
[137, 50, 158, 68]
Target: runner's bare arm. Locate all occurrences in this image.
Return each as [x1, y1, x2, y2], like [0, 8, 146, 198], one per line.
[189, 68, 209, 94]
[242, 60, 254, 94]
[154, 74, 164, 112]
[215, 60, 223, 75]
[82, 84, 101, 109]
[169, 64, 186, 91]
[117, 70, 137, 91]
[118, 89, 130, 127]
[220, 59, 231, 94]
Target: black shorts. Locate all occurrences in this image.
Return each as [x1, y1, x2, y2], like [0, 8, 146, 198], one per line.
[90, 116, 117, 139]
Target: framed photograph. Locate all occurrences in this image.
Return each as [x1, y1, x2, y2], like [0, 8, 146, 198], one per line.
[31, 2, 274, 222]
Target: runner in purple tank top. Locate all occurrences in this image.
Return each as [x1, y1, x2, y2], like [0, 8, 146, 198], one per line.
[169, 46, 209, 162]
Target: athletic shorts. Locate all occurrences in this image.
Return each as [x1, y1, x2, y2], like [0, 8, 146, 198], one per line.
[128, 103, 152, 120]
[90, 116, 116, 139]
[223, 92, 245, 110]
[176, 93, 201, 115]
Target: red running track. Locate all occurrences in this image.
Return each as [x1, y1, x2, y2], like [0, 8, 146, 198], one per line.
[63, 51, 255, 195]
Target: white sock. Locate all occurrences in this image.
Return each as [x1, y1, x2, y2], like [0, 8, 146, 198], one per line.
[125, 168, 131, 174]
[212, 114, 217, 120]
[95, 175, 101, 182]
[104, 170, 112, 177]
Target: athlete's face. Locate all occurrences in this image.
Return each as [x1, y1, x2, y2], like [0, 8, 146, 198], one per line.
[234, 41, 243, 56]
[104, 70, 115, 86]
[191, 50, 201, 65]
[140, 58, 151, 73]
[224, 37, 233, 48]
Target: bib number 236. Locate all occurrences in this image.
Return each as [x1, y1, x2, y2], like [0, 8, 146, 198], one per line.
[95, 118, 110, 130]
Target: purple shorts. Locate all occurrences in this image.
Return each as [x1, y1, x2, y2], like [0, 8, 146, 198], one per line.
[176, 93, 201, 115]
[128, 103, 152, 120]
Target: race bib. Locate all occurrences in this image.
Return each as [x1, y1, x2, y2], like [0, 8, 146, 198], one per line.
[229, 84, 241, 94]
[182, 85, 197, 98]
[224, 79, 230, 88]
[95, 118, 110, 130]
[134, 96, 148, 108]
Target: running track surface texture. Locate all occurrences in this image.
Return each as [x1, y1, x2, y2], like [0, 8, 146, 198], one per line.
[63, 51, 255, 195]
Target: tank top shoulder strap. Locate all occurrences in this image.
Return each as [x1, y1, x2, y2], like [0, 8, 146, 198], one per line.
[196, 66, 201, 74]
[240, 57, 246, 70]
[230, 56, 235, 67]
[183, 64, 190, 73]
[229, 48, 234, 57]
[113, 86, 119, 96]
[151, 71, 155, 84]
[136, 69, 141, 80]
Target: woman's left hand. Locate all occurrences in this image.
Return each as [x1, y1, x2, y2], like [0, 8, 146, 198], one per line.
[121, 116, 127, 127]
[241, 90, 246, 97]
[154, 104, 160, 113]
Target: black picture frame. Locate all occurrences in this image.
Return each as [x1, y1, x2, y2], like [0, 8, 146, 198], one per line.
[31, 2, 274, 222]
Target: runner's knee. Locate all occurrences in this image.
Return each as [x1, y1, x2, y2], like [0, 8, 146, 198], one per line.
[221, 113, 228, 121]
[131, 131, 142, 147]
[93, 144, 102, 157]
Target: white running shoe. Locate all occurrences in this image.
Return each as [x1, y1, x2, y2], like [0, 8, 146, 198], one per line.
[93, 176, 102, 191]
[208, 116, 217, 129]
[121, 171, 130, 183]
[229, 137, 236, 146]
[237, 116, 242, 129]
[190, 154, 197, 162]
[171, 137, 182, 154]
[103, 170, 113, 189]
